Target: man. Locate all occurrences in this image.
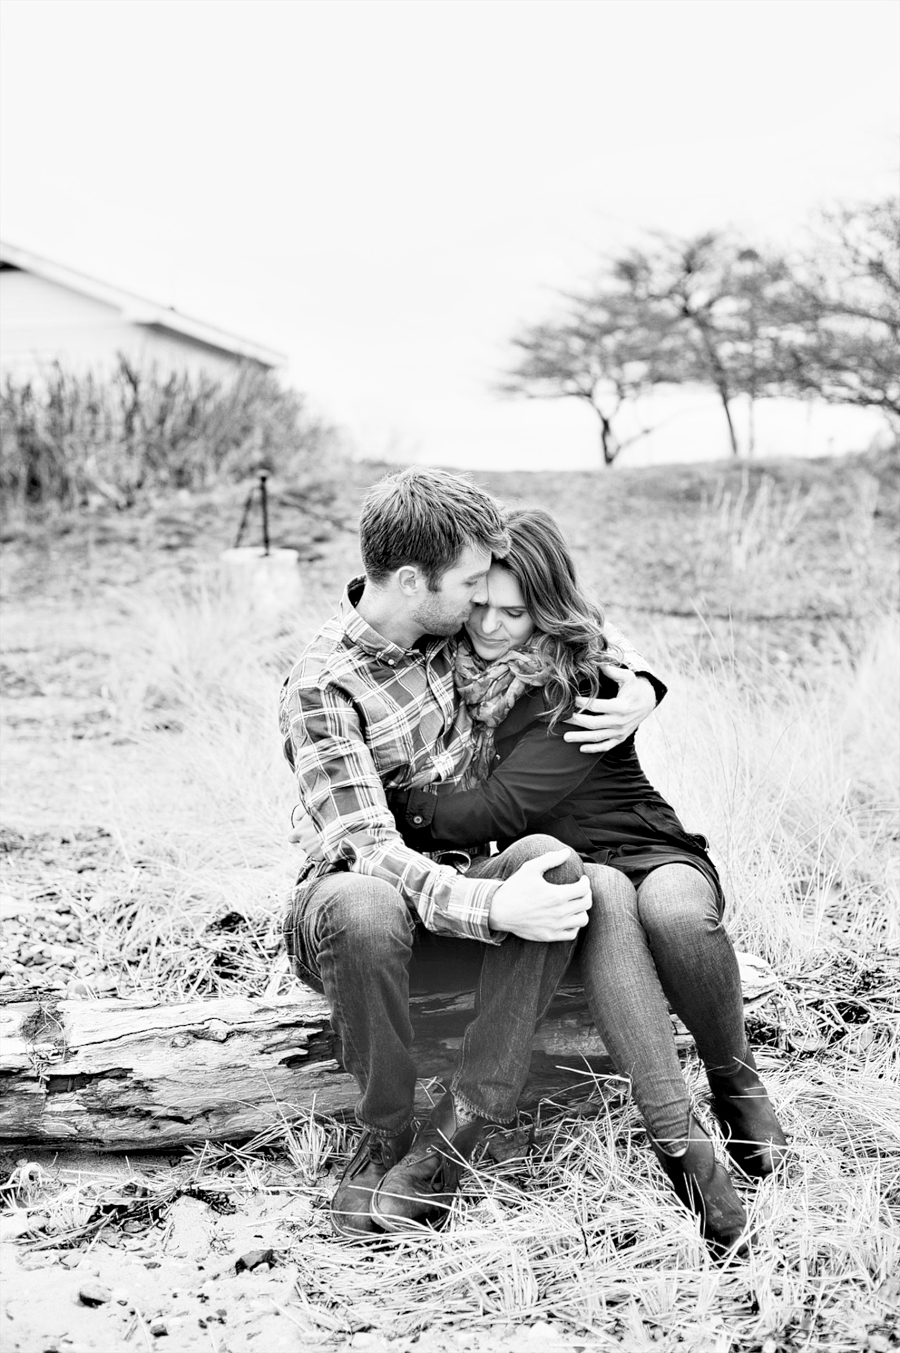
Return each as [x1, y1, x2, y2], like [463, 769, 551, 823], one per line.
[280, 467, 663, 1237]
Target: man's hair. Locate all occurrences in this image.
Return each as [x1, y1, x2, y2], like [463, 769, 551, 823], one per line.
[359, 467, 509, 589]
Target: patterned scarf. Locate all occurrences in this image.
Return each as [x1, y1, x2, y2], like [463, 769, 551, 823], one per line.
[454, 638, 552, 785]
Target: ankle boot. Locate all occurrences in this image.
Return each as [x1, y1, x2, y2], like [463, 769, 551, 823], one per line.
[707, 1048, 788, 1179]
[651, 1116, 750, 1262]
[371, 1091, 490, 1233]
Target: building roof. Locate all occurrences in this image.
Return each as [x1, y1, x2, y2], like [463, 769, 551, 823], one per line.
[0, 240, 286, 369]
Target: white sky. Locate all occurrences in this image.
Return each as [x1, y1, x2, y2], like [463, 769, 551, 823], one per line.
[1, 0, 897, 469]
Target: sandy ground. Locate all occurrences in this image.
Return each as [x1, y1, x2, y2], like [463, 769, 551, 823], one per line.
[1, 1161, 567, 1353]
[2, 1189, 307, 1353]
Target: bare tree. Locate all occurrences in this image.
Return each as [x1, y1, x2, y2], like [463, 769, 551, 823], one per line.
[500, 291, 683, 465]
[771, 198, 900, 425]
[612, 233, 792, 458]
[503, 233, 790, 464]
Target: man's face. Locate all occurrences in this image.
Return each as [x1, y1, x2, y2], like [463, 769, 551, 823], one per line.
[412, 544, 492, 637]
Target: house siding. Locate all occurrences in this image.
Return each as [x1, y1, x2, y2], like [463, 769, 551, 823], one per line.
[0, 271, 258, 381]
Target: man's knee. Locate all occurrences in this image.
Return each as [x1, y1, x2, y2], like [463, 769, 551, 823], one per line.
[315, 874, 415, 954]
[496, 834, 583, 885]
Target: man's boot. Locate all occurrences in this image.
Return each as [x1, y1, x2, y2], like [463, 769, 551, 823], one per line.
[651, 1116, 751, 1262]
[331, 1124, 416, 1238]
[370, 1091, 490, 1233]
[707, 1048, 789, 1179]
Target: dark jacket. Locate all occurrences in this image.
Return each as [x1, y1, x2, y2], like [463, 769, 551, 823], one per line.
[390, 679, 722, 906]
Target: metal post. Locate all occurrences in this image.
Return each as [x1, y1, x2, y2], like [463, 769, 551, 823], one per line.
[259, 471, 270, 556]
[233, 487, 256, 550]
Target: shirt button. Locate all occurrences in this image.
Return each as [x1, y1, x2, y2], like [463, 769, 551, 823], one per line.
[412, 815, 424, 825]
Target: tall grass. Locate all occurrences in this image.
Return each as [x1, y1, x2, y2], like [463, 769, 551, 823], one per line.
[0, 356, 338, 509]
[639, 609, 900, 960]
[100, 576, 898, 977]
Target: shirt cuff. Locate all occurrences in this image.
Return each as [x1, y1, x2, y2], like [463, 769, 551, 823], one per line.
[445, 874, 506, 945]
[633, 670, 667, 706]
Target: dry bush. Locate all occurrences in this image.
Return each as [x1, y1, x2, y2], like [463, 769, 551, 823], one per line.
[0, 357, 338, 509]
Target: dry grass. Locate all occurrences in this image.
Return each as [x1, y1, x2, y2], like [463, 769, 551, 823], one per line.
[1, 460, 899, 1350]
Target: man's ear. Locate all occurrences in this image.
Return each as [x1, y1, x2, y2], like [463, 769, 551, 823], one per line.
[396, 566, 422, 597]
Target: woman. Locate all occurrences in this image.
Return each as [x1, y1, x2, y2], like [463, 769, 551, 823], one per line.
[390, 507, 788, 1260]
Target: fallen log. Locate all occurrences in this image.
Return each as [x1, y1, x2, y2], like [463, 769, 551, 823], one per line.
[0, 952, 777, 1151]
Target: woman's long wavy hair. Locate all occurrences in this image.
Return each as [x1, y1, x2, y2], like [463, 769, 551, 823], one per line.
[496, 507, 620, 727]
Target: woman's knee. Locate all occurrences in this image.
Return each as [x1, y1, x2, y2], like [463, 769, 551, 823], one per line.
[498, 834, 583, 885]
[637, 865, 719, 938]
[584, 863, 639, 914]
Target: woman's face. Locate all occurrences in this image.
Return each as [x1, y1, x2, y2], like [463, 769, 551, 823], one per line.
[465, 565, 535, 661]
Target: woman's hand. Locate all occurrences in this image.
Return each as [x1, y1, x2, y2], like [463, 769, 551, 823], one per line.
[563, 666, 658, 755]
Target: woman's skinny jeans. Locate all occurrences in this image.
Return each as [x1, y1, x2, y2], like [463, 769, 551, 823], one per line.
[580, 862, 749, 1150]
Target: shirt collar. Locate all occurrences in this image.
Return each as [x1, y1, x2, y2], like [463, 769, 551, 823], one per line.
[339, 576, 454, 664]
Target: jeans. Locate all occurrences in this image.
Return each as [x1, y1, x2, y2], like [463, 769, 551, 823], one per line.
[579, 862, 748, 1149]
[284, 835, 581, 1136]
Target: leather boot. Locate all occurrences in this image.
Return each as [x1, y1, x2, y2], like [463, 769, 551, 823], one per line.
[371, 1091, 490, 1233]
[707, 1048, 789, 1179]
[330, 1123, 416, 1238]
[652, 1116, 750, 1262]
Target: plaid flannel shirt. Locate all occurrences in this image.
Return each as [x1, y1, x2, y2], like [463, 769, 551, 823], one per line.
[279, 577, 657, 944]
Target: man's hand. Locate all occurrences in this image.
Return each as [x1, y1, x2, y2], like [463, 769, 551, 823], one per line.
[563, 665, 657, 755]
[489, 849, 591, 941]
[288, 812, 324, 860]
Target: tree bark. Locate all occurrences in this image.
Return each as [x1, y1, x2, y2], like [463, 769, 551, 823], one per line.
[683, 303, 741, 457]
[0, 954, 776, 1152]
[593, 408, 618, 466]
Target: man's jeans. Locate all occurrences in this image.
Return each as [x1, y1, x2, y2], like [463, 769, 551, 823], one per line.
[283, 835, 581, 1137]
[580, 862, 748, 1149]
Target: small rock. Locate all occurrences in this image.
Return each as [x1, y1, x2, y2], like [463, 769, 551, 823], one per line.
[60, 1252, 82, 1268]
[66, 979, 91, 998]
[112, 1287, 129, 1305]
[78, 1280, 112, 1307]
[234, 1248, 276, 1274]
[150, 1318, 168, 1336]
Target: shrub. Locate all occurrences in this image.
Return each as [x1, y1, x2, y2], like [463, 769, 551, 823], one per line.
[0, 356, 338, 508]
